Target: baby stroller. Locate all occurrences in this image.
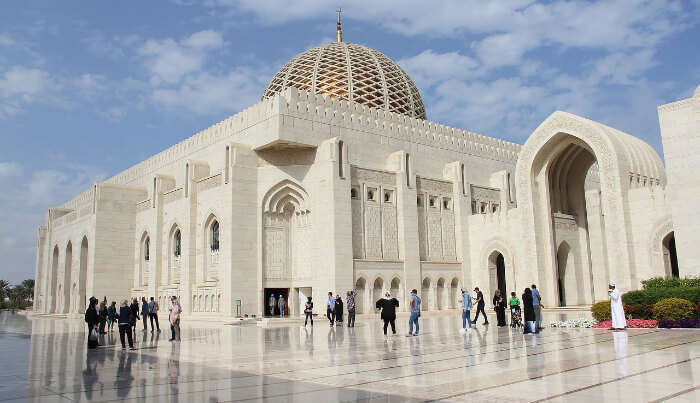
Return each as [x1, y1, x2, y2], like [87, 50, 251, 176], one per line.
[510, 306, 522, 328]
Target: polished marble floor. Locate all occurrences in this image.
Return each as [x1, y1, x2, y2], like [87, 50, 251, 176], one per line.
[1, 309, 699, 402]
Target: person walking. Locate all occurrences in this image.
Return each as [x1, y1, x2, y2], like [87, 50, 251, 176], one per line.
[472, 287, 489, 325]
[609, 281, 627, 330]
[277, 295, 286, 318]
[129, 298, 140, 338]
[268, 293, 276, 317]
[459, 288, 473, 332]
[141, 297, 149, 332]
[84, 297, 99, 349]
[326, 292, 335, 327]
[493, 290, 507, 327]
[531, 284, 542, 330]
[334, 294, 344, 326]
[148, 297, 161, 333]
[407, 289, 421, 336]
[107, 301, 117, 332]
[522, 287, 537, 334]
[346, 290, 357, 328]
[98, 301, 108, 334]
[375, 291, 399, 338]
[116, 299, 135, 350]
[304, 296, 313, 326]
[169, 296, 182, 341]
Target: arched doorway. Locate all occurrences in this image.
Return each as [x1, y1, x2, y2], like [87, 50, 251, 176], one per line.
[421, 277, 431, 311]
[436, 278, 446, 310]
[62, 242, 72, 314]
[488, 251, 507, 298]
[372, 277, 384, 307]
[261, 180, 312, 314]
[77, 237, 88, 313]
[50, 246, 59, 313]
[390, 277, 401, 309]
[556, 242, 573, 306]
[355, 278, 366, 313]
[662, 232, 679, 278]
[450, 278, 460, 308]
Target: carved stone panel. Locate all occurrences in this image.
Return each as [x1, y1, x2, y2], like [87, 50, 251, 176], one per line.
[427, 212, 443, 260]
[553, 213, 578, 232]
[292, 212, 312, 280]
[264, 213, 289, 280]
[416, 177, 453, 193]
[351, 200, 364, 258]
[364, 204, 382, 259]
[351, 166, 396, 186]
[417, 206, 427, 261]
[441, 212, 456, 260]
[382, 206, 398, 260]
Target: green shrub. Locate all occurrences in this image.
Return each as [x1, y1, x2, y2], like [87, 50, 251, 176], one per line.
[621, 287, 700, 319]
[591, 301, 611, 321]
[652, 298, 695, 321]
[642, 277, 700, 289]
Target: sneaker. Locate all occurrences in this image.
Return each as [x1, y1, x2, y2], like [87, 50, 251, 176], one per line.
[459, 328, 466, 335]
[406, 333, 413, 337]
[414, 333, 419, 336]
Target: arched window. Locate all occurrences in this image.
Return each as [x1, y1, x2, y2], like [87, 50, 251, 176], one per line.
[144, 237, 150, 261]
[173, 229, 181, 257]
[210, 221, 219, 252]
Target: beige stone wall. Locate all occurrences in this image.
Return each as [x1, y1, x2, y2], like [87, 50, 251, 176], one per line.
[34, 89, 675, 316]
[659, 92, 700, 277]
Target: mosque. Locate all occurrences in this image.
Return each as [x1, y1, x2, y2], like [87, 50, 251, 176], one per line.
[32, 15, 700, 317]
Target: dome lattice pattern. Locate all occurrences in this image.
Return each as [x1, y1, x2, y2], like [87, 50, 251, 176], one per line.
[262, 42, 426, 119]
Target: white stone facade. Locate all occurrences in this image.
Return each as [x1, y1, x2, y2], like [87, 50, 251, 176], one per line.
[32, 48, 693, 316]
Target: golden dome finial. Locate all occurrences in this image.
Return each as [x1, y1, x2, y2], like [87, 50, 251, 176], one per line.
[336, 8, 342, 42]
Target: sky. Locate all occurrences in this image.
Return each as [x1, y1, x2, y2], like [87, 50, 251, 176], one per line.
[1, 0, 699, 284]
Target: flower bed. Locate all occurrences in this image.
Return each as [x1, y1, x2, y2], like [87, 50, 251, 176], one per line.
[593, 319, 657, 328]
[658, 319, 700, 328]
[549, 319, 598, 328]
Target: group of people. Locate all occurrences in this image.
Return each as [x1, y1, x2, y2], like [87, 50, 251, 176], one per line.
[85, 295, 183, 350]
[323, 290, 358, 328]
[460, 284, 544, 334]
[267, 293, 287, 317]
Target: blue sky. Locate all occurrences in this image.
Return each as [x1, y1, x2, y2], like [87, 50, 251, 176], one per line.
[1, 0, 699, 284]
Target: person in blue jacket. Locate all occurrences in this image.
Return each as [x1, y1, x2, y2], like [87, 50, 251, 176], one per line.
[459, 288, 473, 332]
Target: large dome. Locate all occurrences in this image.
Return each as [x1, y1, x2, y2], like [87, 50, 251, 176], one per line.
[262, 41, 427, 119]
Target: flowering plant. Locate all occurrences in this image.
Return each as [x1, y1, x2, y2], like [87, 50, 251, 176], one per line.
[593, 319, 657, 328]
[658, 319, 700, 328]
[549, 318, 598, 328]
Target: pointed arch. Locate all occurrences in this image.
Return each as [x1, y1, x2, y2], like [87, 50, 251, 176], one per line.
[77, 236, 88, 313]
[62, 241, 72, 314]
[50, 245, 59, 313]
[515, 111, 665, 300]
[262, 179, 310, 214]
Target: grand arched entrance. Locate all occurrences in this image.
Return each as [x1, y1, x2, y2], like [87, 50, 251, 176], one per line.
[261, 180, 311, 316]
[556, 242, 573, 306]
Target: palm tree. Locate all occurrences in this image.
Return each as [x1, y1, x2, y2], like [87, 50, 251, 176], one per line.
[21, 279, 35, 302]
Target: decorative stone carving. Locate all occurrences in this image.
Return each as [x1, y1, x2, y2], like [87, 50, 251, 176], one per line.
[552, 213, 578, 232]
[470, 185, 500, 203]
[382, 206, 399, 259]
[351, 201, 364, 258]
[351, 166, 396, 186]
[417, 177, 452, 194]
[364, 204, 382, 258]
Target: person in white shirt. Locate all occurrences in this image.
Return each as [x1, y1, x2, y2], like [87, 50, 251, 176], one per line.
[609, 281, 626, 330]
[168, 296, 182, 341]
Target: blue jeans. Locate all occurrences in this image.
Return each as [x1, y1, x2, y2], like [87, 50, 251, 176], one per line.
[409, 311, 420, 334]
[462, 310, 471, 329]
[279, 307, 285, 318]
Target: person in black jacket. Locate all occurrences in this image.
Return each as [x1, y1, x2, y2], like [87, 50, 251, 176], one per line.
[116, 299, 135, 350]
[493, 290, 507, 327]
[84, 297, 99, 349]
[334, 294, 344, 326]
[129, 298, 140, 339]
[375, 291, 399, 337]
[522, 288, 537, 334]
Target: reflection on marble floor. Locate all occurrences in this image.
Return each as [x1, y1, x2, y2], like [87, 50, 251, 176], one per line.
[1, 310, 699, 402]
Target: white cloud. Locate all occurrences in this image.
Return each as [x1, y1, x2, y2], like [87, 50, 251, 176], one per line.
[138, 30, 224, 85]
[150, 69, 266, 115]
[73, 73, 105, 91]
[0, 66, 52, 97]
[0, 162, 21, 178]
[0, 33, 15, 47]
